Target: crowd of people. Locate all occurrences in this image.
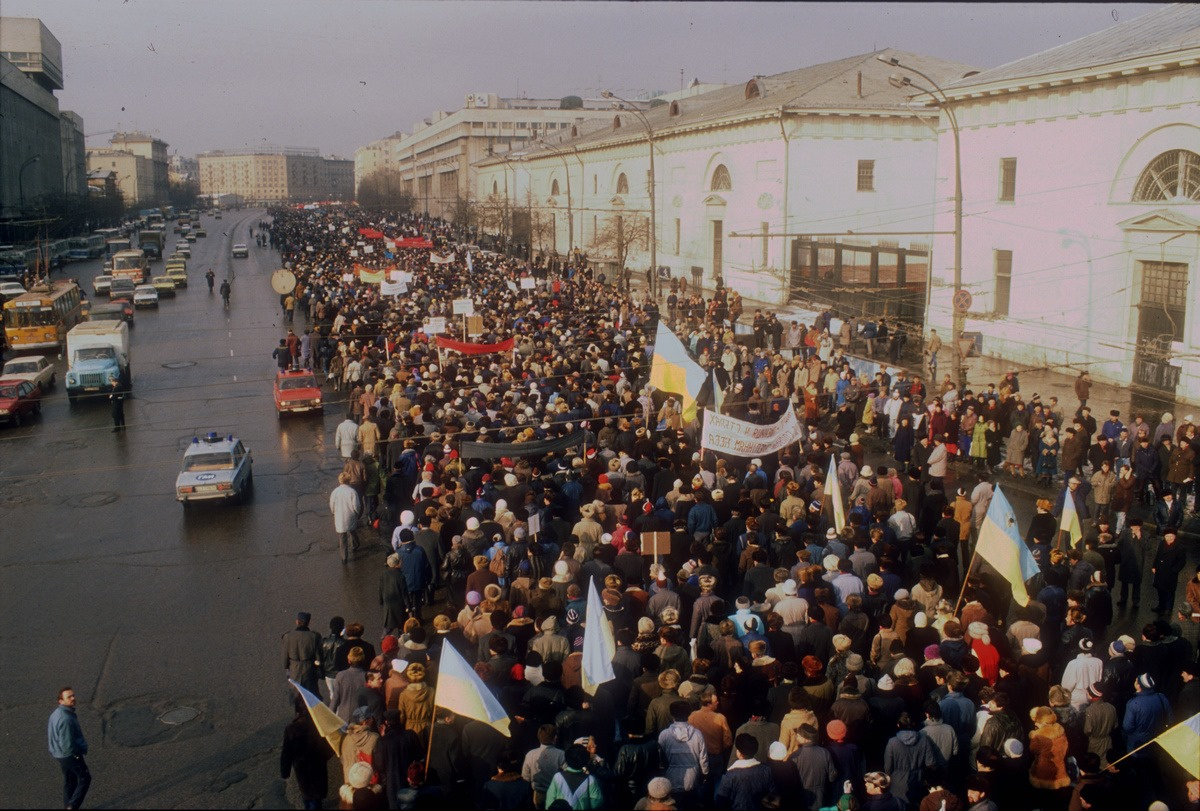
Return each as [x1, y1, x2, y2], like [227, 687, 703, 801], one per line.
[271, 205, 1198, 811]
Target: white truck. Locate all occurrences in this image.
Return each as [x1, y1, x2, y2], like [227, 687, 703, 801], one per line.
[65, 321, 131, 403]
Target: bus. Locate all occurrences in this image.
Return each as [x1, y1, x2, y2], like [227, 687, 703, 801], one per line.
[110, 250, 149, 284]
[67, 235, 107, 261]
[2, 280, 84, 351]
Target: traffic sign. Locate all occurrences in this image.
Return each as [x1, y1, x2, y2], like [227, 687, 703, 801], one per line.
[953, 288, 973, 313]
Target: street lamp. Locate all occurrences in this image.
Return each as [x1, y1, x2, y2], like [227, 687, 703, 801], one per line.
[601, 90, 657, 297]
[18, 155, 42, 211]
[879, 55, 965, 391]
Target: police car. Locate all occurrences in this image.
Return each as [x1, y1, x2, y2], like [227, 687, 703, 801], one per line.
[175, 432, 253, 505]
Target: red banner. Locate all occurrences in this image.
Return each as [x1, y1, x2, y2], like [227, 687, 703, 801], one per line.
[358, 228, 386, 239]
[354, 263, 396, 276]
[435, 336, 515, 355]
[393, 237, 433, 249]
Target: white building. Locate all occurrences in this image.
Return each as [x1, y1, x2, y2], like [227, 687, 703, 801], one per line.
[474, 50, 974, 325]
[925, 3, 1200, 405]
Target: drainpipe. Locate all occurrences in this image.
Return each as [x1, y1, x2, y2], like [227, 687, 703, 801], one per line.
[778, 107, 791, 297]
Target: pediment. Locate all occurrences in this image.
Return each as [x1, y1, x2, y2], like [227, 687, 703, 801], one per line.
[702, 194, 727, 207]
[1117, 209, 1200, 232]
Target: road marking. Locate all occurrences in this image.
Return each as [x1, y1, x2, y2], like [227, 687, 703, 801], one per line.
[229, 349, 234, 357]
[233, 375, 238, 382]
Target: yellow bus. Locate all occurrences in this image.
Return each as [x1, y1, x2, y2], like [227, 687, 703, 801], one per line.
[2, 280, 84, 351]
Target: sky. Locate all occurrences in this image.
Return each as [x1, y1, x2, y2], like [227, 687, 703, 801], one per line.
[2, 1, 1164, 159]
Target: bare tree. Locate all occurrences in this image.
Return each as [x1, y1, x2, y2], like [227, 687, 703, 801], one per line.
[357, 169, 414, 211]
[589, 213, 647, 270]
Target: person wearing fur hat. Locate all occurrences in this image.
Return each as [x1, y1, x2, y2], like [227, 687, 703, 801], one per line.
[395, 662, 434, 747]
[338, 759, 383, 810]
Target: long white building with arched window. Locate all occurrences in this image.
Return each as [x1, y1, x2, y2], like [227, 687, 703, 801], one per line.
[473, 49, 974, 328]
[924, 3, 1200, 403]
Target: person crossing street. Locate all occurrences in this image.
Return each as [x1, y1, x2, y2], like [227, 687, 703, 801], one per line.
[48, 687, 91, 810]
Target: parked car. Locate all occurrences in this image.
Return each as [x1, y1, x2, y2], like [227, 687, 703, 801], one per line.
[175, 432, 253, 506]
[0, 378, 42, 426]
[1, 355, 55, 391]
[133, 285, 159, 308]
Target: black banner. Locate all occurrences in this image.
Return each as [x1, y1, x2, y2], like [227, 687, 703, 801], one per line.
[458, 430, 587, 461]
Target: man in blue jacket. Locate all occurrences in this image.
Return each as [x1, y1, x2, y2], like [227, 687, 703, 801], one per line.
[48, 686, 90, 809]
[1122, 673, 1171, 755]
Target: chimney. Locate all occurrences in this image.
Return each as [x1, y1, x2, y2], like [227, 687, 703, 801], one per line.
[857, 71, 863, 98]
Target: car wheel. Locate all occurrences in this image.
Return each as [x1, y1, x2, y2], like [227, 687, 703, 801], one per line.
[33, 401, 41, 417]
[49, 374, 56, 390]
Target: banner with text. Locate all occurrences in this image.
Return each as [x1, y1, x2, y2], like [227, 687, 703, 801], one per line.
[700, 408, 804, 458]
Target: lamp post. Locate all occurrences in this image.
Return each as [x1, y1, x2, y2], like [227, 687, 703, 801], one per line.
[879, 55, 965, 391]
[601, 90, 657, 297]
[18, 155, 42, 212]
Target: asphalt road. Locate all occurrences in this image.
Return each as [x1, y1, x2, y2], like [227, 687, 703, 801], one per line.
[0, 214, 1194, 808]
[0, 209, 390, 808]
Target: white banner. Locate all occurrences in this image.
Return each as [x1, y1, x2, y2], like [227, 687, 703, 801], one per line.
[701, 408, 804, 458]
[452, 298, 474, 315]
[425, 317, 446, 335]
[430, 253, 455, 265]
[520, 276, 536, 290]
[381, 280, 407, 297]
[341, 273, 355, 284]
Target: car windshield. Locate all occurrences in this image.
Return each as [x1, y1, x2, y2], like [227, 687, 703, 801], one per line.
[183, 452, 235, 471]
[4, 362, 36, 373]
[0, 385, 19, 398]
[279, 375, 318, 390]
[111, 280, 134, 291]
[75, 348, 114, 361]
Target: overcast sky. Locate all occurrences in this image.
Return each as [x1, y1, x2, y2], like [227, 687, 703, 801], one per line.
[3, 1, 1163, 159]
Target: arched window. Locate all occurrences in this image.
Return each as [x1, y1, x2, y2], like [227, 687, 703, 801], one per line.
[711, 164, 732, 192]
[616, 173, 629, 194]
[613, 115, 622, 130]
[492, 180, 498, 195]
[551, 179, 560, 196]
[745, 79, 762, 100]
[1132, 149, 1200, 202]
[669, 101, 681, 117]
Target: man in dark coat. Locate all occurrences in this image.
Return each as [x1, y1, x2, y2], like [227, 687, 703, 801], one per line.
[1151, 529, 1186, 615]
[280, 693, 332, 810]
[282, 612, 323, 694]
[380, 555, 409, 636]
[375, 708, 421, 809]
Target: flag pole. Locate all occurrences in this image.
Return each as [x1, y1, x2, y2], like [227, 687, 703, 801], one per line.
[953, 550, 979, 617]
[1103, 737, 1160, 771]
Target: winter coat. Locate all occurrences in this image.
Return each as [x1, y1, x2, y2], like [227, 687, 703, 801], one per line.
[1122, 688, 1171, 751]
[1005, 427, 1029, 465]
[659, 721, 709, 792]
[1028, 723, 1070, 789]
[790, 743, 839, 811]
[330, 484, 362, 533]
[883, 730, 943, 805]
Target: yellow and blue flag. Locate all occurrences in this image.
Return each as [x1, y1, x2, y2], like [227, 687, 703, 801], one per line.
[975, 485, 1041, 606]
[581, 579, 616, 695]
[434, 640, 511, 736]
[649, 321, 706, 424]
[710, 369, 725, 414]
[288, 679, 346, 755]
[827, 455, 846, 533]
[1059, 489, 1083, 547]
[1154, 712, 1200, 778]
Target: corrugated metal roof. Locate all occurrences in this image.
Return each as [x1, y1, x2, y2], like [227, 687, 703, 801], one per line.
[947, 3, 1200, 90]
[481, 49, 975, 164]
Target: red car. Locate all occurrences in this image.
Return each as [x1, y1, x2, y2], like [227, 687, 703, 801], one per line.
[0, 378, 42, 426]
[273, 370, 322, 416]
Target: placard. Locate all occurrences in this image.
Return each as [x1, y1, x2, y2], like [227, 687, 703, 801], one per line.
[701, 408, 805, 457]
[640, 532, 672, 559]
[453, 298, 474, 315]
[520, 277, 536, 290]
[364, 245, 374, 254]
[349, 249, 359, 258]
[466, 315, 484, 337]
[385, 241, 396, 251]
[425, 317, 446, 335]
[381, 280, 406, 297]
[341, 273, 355, 283]
[527, 512, 541, 537]
[306, 245, 314, 253]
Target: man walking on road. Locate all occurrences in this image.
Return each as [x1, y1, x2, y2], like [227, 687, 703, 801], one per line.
[108, 375, 125, 432]
[48, 686, 91, 809]
[330, 472, 361, 565]
[282, 612, 322, 694]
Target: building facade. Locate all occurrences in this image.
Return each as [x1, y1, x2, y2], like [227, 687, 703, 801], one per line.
[924, 4, 1200, 405]
[0, 17, 85, 219]
[474, 52, 971, 324]
[354, 93, 656, 219]
[85, 149, 155, 207]
[109, 132, 169, 204]
[197, 147, 353, 204]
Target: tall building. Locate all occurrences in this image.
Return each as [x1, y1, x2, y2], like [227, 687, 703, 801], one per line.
[0, 17, 86, 218]
[924, 3, 1200, 405]
[354, 93, 660, 219]
[197, 147, 353, 204]
[85, 149, 155, 207]
[108, 132, 169, 204]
